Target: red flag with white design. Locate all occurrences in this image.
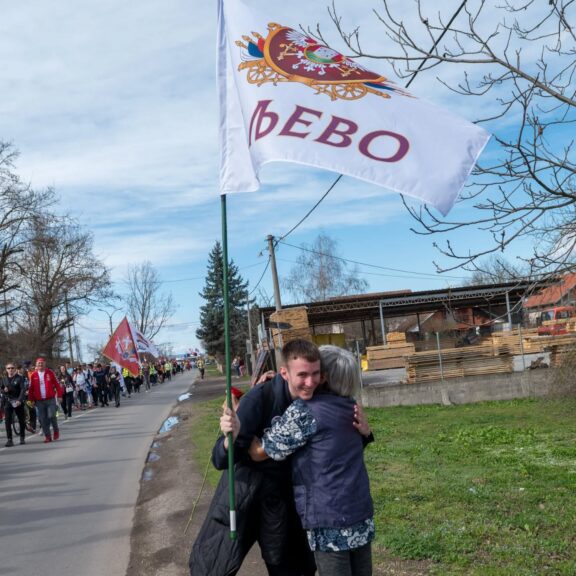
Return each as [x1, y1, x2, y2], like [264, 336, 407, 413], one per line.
[102, 317, 140, 376]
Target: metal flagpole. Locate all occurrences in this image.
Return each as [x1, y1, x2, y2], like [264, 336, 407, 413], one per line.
[221, 194, 237, 540]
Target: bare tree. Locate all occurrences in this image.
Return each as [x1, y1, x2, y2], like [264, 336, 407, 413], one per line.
[124, 261, 176, 339]
[0, 142, 55, 323]
[324, 1, 576, 274]
[17, 214, 112, 358]
[464, 255, 524, 286]
[282, 232, 369, 302]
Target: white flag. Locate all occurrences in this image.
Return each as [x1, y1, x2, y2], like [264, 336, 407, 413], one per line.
[218, 0, 490, 215]
[128, 322, 160, 359]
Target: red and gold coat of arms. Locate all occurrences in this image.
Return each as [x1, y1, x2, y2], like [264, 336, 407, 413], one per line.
[236, 24, 410, 101]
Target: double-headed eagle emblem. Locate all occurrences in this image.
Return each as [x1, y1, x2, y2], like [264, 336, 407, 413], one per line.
[236, 24, 409, 101]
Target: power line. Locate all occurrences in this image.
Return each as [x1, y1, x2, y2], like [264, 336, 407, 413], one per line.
[248, 256, 271, 296]
[278, 239, 468, 280]
[275, 257, 465, 282]
[278, 175, 342, 243]
[274, 1, 469, 241]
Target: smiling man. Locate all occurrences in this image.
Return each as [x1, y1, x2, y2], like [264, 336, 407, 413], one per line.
[190, 339, 321, 576]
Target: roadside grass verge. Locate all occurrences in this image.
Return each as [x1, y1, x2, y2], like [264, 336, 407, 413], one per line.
[190, 394, 576, 574]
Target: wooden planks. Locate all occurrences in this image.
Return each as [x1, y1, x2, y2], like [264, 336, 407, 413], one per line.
[270, 307, 313, 346]
[405, 344, 513, 384]
[366, 341, 415, 370]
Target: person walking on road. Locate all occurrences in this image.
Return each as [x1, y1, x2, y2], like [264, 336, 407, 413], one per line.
[142, 360, 151, 391]
[58, 365, 75, 420]
[28, 358, 63, 443]
[196, 357, 205, 380]
[108, 365, 122, 407]
[2, 362, 27, 446]
[93, 363, 108, 406]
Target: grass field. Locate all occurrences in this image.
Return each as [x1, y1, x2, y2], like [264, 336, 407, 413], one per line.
[190, 395, 576, 575]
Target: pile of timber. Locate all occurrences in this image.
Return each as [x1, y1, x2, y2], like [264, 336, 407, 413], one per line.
[490, 328, 540, 355]
[539, 333, 576, 367]
[524, 331, 576, 355]
[386, 332, 407, 344]
[415, 336, 457, 352]
[270, 306, 313, 346]
[406, 344, 513, 384]
[366, 341, 415, 370]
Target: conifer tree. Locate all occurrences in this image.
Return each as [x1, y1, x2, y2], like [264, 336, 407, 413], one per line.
[196, 241, 249, 361]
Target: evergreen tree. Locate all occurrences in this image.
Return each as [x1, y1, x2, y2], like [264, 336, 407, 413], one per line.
[196, 241, 249, 361]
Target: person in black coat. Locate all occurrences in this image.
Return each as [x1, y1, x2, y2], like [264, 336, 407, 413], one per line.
[2, 362, 27, 446]
[190, 339, 321, 576]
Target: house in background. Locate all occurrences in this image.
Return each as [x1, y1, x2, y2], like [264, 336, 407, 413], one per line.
[523, 273, 576, 325]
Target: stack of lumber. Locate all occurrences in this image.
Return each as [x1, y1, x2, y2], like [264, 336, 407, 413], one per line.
[406, 344, 513, 384]
[415, 336, 457, 352]
[270, 306, 312, 347]
[539, 333, 576, 367]
[490, 328, 540, 355]
[366, 342, 415, 370]
[524, 332, 576, 355]
[386, 332, 407, 345]
[549, 343, 576, 368]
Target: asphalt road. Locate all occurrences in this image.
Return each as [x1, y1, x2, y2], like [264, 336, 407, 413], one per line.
[0, 370, 195, 576]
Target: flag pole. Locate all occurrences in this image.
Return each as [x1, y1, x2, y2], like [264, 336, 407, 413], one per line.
[221, 193, 237, 540]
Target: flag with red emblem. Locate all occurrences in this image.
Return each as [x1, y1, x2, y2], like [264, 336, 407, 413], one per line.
[218, 0, 490, 215]
[102, 317, 141, 377]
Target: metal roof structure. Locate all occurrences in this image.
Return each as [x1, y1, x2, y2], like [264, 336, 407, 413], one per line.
[260, 281, 541, 328]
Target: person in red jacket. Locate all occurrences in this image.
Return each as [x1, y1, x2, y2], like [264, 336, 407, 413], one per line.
[28, 357, 63, 443]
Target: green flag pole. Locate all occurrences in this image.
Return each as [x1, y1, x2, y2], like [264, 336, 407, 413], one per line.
[221, 193, 237, 539]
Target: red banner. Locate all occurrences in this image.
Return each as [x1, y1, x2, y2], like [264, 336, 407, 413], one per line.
[102, 317, 140, 376]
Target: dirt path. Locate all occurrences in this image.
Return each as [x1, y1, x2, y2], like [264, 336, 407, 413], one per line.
[126, 375, 266, 576]
[125, 375, 431, 576]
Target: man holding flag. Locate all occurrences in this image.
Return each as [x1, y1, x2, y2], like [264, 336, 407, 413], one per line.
[190, 339, 320, 576]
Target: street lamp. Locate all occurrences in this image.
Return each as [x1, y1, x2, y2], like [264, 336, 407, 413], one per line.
[97, 306, 123, 338]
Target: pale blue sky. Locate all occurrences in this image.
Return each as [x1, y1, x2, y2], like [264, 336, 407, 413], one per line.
[0, 0, 536, 355]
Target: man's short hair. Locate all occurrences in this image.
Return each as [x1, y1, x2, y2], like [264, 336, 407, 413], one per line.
[281, 339, 320, 365]
[319, 345, 360, 398]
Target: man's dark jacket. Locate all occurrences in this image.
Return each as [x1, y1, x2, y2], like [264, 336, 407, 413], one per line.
[189, 375, 312, 576]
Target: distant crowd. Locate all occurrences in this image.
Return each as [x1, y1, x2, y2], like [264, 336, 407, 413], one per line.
[1, 357, 195, 447]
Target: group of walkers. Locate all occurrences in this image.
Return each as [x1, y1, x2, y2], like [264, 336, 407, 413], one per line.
[1, 356, 192, 448]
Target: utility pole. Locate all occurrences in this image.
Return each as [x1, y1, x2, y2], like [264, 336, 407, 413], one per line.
[267, 235, 282, 311]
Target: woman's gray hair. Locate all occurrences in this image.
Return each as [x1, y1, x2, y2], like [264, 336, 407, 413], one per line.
[319, 345, 360, 398]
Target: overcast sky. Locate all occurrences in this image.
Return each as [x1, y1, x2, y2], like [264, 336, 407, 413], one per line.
[0, 0, 532, 357]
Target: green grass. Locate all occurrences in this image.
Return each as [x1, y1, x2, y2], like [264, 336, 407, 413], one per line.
[366, 398, 576, 575]
[189, 397, 225, 487]
[189, 395, 576, 574]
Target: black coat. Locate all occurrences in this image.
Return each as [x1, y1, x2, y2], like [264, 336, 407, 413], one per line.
[189, 376, 315, 576]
